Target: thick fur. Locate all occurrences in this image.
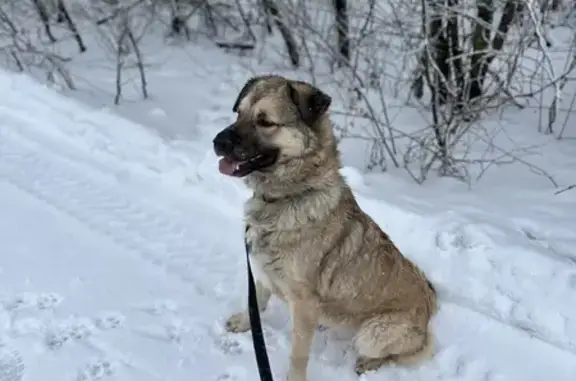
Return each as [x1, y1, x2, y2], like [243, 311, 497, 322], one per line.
[221, 75, 437, 381]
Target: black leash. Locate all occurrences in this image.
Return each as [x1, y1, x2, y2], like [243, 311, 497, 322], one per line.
[244, 226, 274, 381]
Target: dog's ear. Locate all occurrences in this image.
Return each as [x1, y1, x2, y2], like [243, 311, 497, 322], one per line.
[232, 77, 260, 113]
[288, 82, 332, 127]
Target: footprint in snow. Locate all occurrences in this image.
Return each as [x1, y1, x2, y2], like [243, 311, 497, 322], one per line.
[36, 293, 63, 310]
[215, 335, 243, 356]
[76, 359, 116, 381]
[94, 312, 125, 330]
[45, 318, 95, 350]
[3, 292, 62, 311]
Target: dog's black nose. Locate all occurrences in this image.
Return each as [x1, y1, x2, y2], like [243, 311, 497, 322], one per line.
[213, 127, 237, 156]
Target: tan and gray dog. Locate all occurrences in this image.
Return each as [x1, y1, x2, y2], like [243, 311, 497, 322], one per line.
[213, 75, 437, 381]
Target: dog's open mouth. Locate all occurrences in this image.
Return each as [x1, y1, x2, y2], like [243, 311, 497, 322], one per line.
[218, 151, 278, 177]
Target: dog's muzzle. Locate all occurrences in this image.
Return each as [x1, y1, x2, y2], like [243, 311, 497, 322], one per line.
[213, 126, 238, 157]
[213, 124, 279, 178]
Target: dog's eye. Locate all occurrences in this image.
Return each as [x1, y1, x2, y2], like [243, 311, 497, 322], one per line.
[257, 119, 277, 128]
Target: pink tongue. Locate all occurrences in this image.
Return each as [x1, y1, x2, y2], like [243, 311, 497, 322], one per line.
[218, 158, 237, 176]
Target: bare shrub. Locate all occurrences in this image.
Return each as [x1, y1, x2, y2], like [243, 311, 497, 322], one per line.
[0, 0, 74, 89]
[235, 0, 575, 186]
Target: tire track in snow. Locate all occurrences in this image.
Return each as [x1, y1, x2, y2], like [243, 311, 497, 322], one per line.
[1, 121, 575, 362]
[0, 130, 233, 380]
[0, 129, 229, 294]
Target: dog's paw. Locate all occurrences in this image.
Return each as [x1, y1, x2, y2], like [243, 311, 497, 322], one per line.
[355, 356, 387, 375]
[224, 313, 251, 333]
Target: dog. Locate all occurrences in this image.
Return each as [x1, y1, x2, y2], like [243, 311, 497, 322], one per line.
[213, 75, 437, 381]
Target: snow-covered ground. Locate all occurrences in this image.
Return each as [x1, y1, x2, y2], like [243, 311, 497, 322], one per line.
[1, 28, 576, 381]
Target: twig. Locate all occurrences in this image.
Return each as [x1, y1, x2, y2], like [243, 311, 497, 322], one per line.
[555, 184, 576, 195]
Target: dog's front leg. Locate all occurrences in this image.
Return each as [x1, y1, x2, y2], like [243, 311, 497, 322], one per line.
[286, 301, 318, 381]
[225, 280, 271, 333]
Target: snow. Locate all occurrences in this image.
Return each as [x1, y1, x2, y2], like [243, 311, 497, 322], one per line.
[0, 32, 575, 381]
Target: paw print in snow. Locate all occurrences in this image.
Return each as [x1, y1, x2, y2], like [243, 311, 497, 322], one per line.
[450, 228, 474, 251]
[36, 293, 63, 310]
[94, 312, 125, 330]
[216, 335, 242, 356]
[435, 223, 479, 253]
[69, 322, 93, 340]
[76, 359, 116, 381]
[45, 318, 95, 349]
[3, 292, 62, 311]
[45, 330, 70, 349]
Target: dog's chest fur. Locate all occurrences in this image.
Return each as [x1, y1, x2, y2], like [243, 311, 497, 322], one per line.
[243, 197, 316, 299]
[243, 185, 344, 300]
[245, 223, 293, 298]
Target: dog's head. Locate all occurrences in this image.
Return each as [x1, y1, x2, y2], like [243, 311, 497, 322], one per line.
[213, 75, 332, 178]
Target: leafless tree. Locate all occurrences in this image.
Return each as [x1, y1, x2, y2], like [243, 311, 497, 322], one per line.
[0, 0, 573, 186]
[85, 0, 153, 104]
